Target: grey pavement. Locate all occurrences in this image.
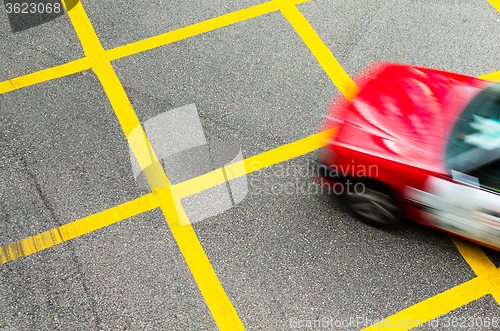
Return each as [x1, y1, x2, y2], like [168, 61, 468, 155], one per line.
[1, 0, 500, 330]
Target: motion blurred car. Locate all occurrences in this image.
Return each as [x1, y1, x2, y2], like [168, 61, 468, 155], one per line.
[312, 62, 500, 250]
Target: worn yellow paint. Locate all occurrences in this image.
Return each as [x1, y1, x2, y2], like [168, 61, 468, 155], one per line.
[0, 123, 336, 265]
[0, 125, 337, 267]
[0, 58, 91, 95]
[1, 0, 500, 328]
[0, 194, 159, 264]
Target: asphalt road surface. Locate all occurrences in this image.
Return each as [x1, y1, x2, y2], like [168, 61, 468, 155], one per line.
[1, 0, 500, 330]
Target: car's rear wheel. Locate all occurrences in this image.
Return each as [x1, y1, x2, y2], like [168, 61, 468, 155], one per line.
[345, 181, 400, 226]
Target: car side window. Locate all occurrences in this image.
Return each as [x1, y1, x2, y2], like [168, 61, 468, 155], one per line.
[467, 159, 500, 192]
[446, 84, 500, 175]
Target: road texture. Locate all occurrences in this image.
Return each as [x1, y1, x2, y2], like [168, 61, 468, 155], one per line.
[1, 0, 500, 330]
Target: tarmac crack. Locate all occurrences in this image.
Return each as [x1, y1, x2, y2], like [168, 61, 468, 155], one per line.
[18, 153, 102, 330]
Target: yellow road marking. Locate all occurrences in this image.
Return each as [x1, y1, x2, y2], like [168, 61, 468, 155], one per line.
[487, 0, 500, 13]
[361, 277, 490, 330]
[172, 127, 337, 198]
[61, 1, 244, 329]
[155, 187, 246, 330]
[0, 193, 158, 264]
[277, 0, 500, 322]
[105, 0, 310, 61]
[273, 0, 359, 101]
[0, 0, 499, 327]
[450, 236, 498, 278]
[359, 69, 500, 327]
[479, 69, 500, 82]
[0, 126, 337, 265]
[0, 58, 91, 94]
[450, 236, 500, 304]
[0, 0, 309, 96]
[1, 0, 497, 97]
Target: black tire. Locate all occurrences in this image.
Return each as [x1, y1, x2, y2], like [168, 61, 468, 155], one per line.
[345, 180, 401, 227]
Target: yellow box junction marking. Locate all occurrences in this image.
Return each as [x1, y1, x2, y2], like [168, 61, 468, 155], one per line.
[0, 0, 499, 329]
[0, 126, 336, 265]
[360, 238, 500, 330]
[105, 0, 309, 62]
[451, 236, 500, 304]
[60, 0, 247, 329]
[172, 128, 337, 198]
[361, 277, 491, 330]
[0, 0, 309, 96]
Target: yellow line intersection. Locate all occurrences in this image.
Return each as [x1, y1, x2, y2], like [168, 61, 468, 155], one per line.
[61, 0, 245, 329]
[0, 0, 310, 96]
[0, 0, 500, 329]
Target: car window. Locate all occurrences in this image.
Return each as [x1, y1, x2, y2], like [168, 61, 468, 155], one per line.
[445, 84, 500, 175]
[468, 158, 500, 192]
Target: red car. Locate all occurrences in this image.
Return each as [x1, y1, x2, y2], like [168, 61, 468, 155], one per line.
[313, 62, 500, 250]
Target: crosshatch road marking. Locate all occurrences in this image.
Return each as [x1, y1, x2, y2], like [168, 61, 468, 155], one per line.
[0, 0, 310, 96]
[0, 127, 336, 262]
[105, 0, 309, 61]
[61, 1, 244, 329]
[172, 128, 337, 198]
[451, 236, 500, 304]
[1, 0, 500, 329]
[360, 252, 500, 330]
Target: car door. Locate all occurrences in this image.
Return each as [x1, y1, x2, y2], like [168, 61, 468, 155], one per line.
[411, 82, 500, 248]
[412, 172, 500, 248]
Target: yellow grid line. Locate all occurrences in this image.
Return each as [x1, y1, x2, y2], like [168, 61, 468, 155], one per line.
[105, 0, 308, 62]
[0, 127, 337, 265]
[0, 0, 499, 329]
[451, 236, 500, 304]
[361, 277, 490, 330]
[0, 0, 310, 96]
[61, 0, 244, 329]
[360, 2, 500, 328]
[488, 0, 500, 13]
[0, 57, 91, 95]
[273, 0, 359, 101]
[479, 70, 500, 82]
[0, 194, 159, 264]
